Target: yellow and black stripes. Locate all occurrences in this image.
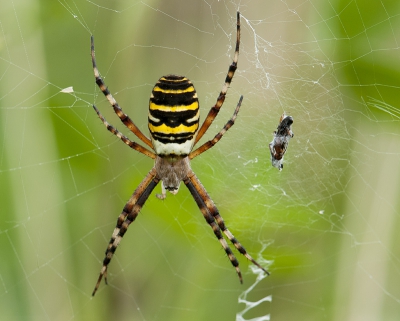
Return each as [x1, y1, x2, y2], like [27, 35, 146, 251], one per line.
[148, 75, 199, 156]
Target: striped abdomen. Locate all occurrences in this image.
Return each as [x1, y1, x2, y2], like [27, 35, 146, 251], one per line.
[148, 75, 199, 157]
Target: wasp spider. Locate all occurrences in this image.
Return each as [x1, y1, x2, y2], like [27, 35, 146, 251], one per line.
[91, 12, 269, 296]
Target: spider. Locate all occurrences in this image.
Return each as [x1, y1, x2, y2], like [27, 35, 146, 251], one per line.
[269, 113, 294, 170]
[91, 12, 269, 296]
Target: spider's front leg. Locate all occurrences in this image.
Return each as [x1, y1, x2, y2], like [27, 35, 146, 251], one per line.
[184, 171, 243, 282]
[184, 170, 269, 282]
[92, 168, 160, 296]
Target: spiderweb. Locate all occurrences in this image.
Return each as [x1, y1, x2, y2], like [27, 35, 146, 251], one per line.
[1, 0, 400, 320]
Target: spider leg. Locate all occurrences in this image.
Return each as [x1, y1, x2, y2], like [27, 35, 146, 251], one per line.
[91, 35, 154, 149]
[93, 105, 156, 159]
[189, 95, 243, 159]
[92, 167, 160, 296]
[184, 172, 243, 283]
[186, 170, 269, 279]
[194, 11, 241, 146]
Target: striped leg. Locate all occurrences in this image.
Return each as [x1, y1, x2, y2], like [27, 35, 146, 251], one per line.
[186, 170, 269, 278]
[91, 35, 154, 149]
[189, 95, 243, 159]
[92, 167, 160, 296]
[194, 11, 241, 145]
[93, 105, 156, 159]
[184, 173, 242, 282]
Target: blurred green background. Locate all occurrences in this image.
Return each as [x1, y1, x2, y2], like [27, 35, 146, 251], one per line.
[1, 0, 400, 320]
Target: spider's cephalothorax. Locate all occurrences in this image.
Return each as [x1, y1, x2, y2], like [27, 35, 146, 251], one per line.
[90, 12, 269, 297]
[149, 75, 199, 158]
